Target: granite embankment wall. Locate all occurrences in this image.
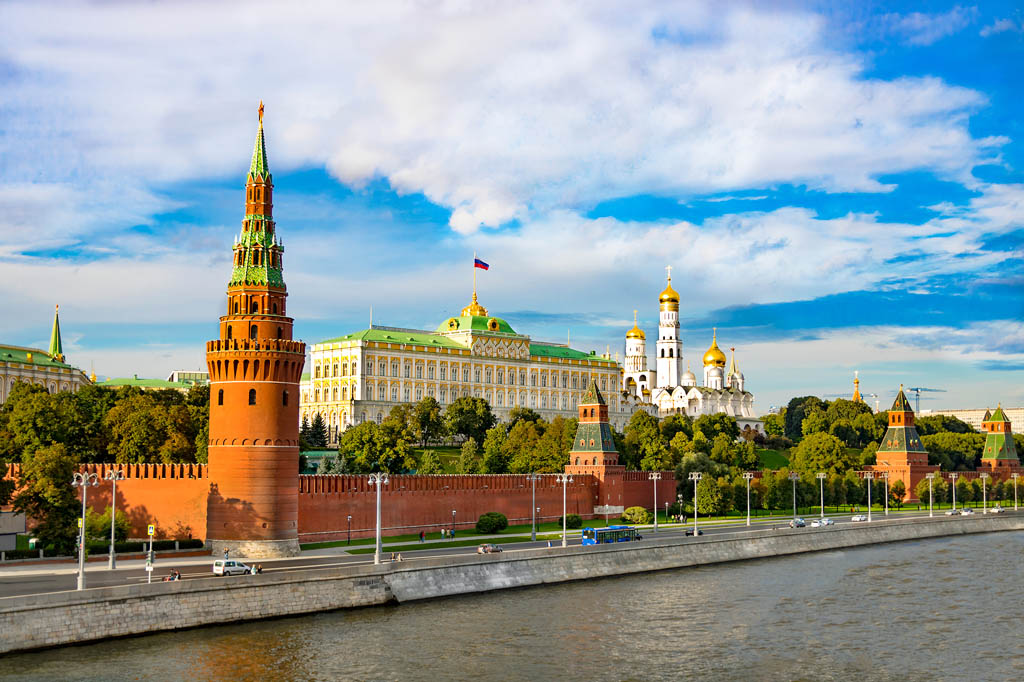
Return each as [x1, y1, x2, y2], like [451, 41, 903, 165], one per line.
[2, 514, 1020, 655]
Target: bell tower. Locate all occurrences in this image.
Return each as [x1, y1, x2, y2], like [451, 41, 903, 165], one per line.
[205, 103, 306, 557]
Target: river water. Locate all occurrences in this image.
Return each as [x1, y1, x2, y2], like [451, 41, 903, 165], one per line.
[2, 532, 1022, 681]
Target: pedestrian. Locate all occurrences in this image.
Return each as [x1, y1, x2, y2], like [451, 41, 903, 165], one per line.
[256, 564, 263, 575]
[547, 540, 552, 548]
[223, 548, 229, 561]
[397, 553, 403, 562]
[420, 530, 425, 543]
[390, 552, 395, 562]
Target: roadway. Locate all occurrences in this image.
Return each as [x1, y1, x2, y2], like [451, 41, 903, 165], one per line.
[0, 509, 994, 599]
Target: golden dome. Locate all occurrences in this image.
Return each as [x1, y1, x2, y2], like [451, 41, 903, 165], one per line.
[626, 309, 645, 340]
[460, 291, 488, 317]
[703, 328, 727, 367]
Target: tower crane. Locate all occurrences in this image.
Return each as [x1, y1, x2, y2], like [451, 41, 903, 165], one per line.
[906, 387, 946, 414]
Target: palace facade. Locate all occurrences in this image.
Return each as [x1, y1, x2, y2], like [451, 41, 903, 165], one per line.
[301, 293, 652, 441]
[0, 306, 91, 405]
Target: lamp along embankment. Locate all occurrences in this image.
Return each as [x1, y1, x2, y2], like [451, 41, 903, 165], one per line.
[1, 514, 1021, 655]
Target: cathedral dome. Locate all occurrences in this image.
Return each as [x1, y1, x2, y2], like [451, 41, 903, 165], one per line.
[682, 368, 696, 385]
[659, 282, 679, 305]
[626, 310, 645, 340]
[703, 329, 727, 367]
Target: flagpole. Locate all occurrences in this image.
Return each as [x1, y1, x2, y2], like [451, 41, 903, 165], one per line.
[473, 251, 477, 299]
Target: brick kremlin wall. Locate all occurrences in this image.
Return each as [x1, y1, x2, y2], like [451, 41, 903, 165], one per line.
[3, 464, 677, 542]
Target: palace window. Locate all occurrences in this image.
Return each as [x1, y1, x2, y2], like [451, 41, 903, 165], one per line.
[541, 374, 547, 387]
[496, 369, 503, 384]
[520, 371, 527, 385]
[440, 388, 447, 403]
[485, 369, 492, 383]
[561, 396, 567, 410]
[428, 366, 435, 379]
[531, 373, 537, 387]
[332, 387, 337, 401]
[333, 363, 339, 377]
[392, 364, 399, 377]
[562, 374, 568, 388]
[416, 389, 422, 400]
[428, 387, 434, 397]
[541, 395, 547, 409]
[474, 369, 481, 383]
[342, 386, 348, 400]
[367, 361, 374, 375]
[440, 365, 447, 380]
[509, 371, 515, 386]
[497, 392, 503, 406]
[404, 365, 411, 378]
[315, 389, 320, 401]
[404, 388, 411, 401]
[391, 387, 398, 401]
[315, 366, 321, 378]
[463, 368, 470, 382]
[416, 365, 422, 379]
[572, 375, 578, 389]
[378, 386, 385, 400]
[530, 394, 537, 408]
[601, 377, 607, 391]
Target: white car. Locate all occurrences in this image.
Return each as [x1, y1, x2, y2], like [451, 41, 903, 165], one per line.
[989, 506, 1005, 514]
[820, 518, 835, 526]
[944, 509, 960, 516]
[851, 514, 868, 522]
[213, 559, 251, 576]
[961, 508, 975, 516]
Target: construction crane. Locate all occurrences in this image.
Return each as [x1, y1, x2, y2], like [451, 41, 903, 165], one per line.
[906, 387, 946, 414]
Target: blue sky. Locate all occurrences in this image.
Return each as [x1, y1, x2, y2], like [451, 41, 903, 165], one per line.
[1, 1, 1022, 413]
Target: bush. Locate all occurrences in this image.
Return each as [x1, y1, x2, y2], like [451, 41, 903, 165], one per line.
[177, 539, 205, 550]
[114, 541, 146, 553]
[475, 511, 509, 534]
[557, 514, 583, 529]
[3, 549, 43, 560]
[621, 506, 651, 524]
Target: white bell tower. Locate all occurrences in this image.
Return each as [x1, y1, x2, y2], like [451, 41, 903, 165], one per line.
[655, 266, 683, 388]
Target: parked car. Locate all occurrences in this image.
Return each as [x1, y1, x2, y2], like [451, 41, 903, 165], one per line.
[851, 514, 868, 522]
[961, 508, 975, 516]
[212, 560, 251, 576]
[476, 543, 502, 554]
[685, 528, 704, 536]
[789, 518, 806, 528]
[944, 509, 960, 516]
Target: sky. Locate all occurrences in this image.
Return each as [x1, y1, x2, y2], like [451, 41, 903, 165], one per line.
[1, 0, 1022, 414]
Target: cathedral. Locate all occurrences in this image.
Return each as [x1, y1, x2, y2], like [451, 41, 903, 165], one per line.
[622, 269, 761, 432]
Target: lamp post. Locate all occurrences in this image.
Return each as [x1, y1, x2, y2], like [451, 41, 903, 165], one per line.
[367, 472, 389, 565]
[664, 501, 669, 526]
[649, 472, 662, 533]
[926, 473, 936, 518]
[788, 472, 799, 521]
[980, 473, 990, 513]
[742, 472, 754, 527]
[948, 472, 959, 511]
[104, 469, 125, 570]
[555, 473, 573, 547]
[347, 515, 352, 545]
[677, 493, 684, 524]
[816, 473, 826, 519]
[1012, 473, 1020, 511]
[688, 472, 701, 536]
[527, 473, 540, 540]
[71, 472, 99, 590]
[861, 471, 875, 522]
[452, 509, 457, 537]
[882, 472, 890, 517]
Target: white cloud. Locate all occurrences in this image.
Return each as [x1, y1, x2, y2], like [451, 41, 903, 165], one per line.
[880, 6, 976, 46]
[980, 18, 1022, 37]
[0, 0, 996, 236]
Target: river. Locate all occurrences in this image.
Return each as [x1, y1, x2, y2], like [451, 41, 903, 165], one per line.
[2, 531, 1022, 681]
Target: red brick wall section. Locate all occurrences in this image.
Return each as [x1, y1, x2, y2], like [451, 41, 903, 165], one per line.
[621, 471, 677, 510]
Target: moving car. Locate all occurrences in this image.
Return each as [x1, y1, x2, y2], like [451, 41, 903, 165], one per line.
[685, 528, 704, 536]
[212, 560, 251, 576]
[851, 514, 868, 522]
[820, 518, 835, 526]
[989, 506, 1005, 514]
[789, 518, 806, 528]
[961, 508, 975, 516]
[476, 543, 502, 554]
[944, 509, 960, 516]
[811, 518, 834, 528]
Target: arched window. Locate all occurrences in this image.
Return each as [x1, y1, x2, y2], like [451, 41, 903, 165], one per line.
[669, 348, 673, 358]
[234, 302, 239, 314]
[217, 389, 224, 406]
[282, 390, 289, 406]
[227, 326, 233, 340]
[277, 327, 283, 339]
[272, 302, 278, 314]
[248, 389, 256, 405]
[251, 300, 259, 314]
[250, 325, 258, 340]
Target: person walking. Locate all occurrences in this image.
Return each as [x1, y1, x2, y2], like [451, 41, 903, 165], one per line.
[223, 548, 229, 561]
[420, 530, 425, 543]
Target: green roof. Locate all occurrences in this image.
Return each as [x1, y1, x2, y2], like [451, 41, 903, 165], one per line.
[982, 431, 1018, 461]
[249, 115, 270, 182]
[97, 377, 195, 389]
[988, 405, 1010, 423]
[891, 388, 912, 413]
[48, 307, 63, 360]
[877, 425, 927, 454]
[581, 379, 606, 406]
[0, 344, 72, 368]
[435, 315, 518, 335]
[318, 328, 466, 349]
[530, 343, 613, 364]
[570, 422, 618, 453]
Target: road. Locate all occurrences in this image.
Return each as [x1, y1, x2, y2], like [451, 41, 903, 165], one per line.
[0, 510, 988, 599]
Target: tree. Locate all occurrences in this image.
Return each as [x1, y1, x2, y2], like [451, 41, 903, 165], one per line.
[411, 397, 445, 446]
[85, 506, 130, 542]
[851, 412, 882, 448]
[507, 407, 541, 427]
[762, 412, 785, 437]
[789, 432, 856, 476]
[845, 470, 864, 507]
[696, 476, 724, 515]
[534, 416, 574, 472]
[104, 392, 194, 464]
[801, 408, 828, 437]
[916, 414, 973, 436]
[622, 506, 651, 524]
[693, 413, 740, 442]
[828, 419, 857, 447]
[890, 479, 906, 510]
[860, 441, 878, 466]
[308, 413, 329, 448]
[317, 454, 351, 474]
[338, 422, 389, 472]
[825, 398, 873, 427]
[625, 411, 668, 471]
[481, 426, 510, 474]
[417, 449, 443, 475]
[506, 420, 544, 473]
[475, 511, 508, 533]
[444, 396, 496, 444]
[458, 437, 482, 474]
[13, 444, 79, 554]
[922, 433, 985, 471]
[784, 396, 826, 441]
[659, 414, 693, 443]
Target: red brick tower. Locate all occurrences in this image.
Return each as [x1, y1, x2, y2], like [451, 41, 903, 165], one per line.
[565, 380, 624, 516]
[870, 385, 938, 502]
[205, 104, 306, 557]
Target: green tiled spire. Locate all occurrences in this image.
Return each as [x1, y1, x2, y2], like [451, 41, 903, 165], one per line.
[249, 101, 270, 182]
[48, 305, 64, 362]
[891, 386, 911, 412]
[581, 379, 605, 406]
[982, 405, 1018, 461]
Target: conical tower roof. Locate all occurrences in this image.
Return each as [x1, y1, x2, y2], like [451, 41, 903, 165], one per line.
[48, 305, 64, 362]
[891, 385, 912, 413]
[989, 404, 1009, 423]
[580, 379, 605, 406]
[249, 101, 271, 182]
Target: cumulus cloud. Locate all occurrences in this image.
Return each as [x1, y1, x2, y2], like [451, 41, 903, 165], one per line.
[980, 18, 1022, 37]
[0, 0, 997, 236]
[880, 6, 976, 46]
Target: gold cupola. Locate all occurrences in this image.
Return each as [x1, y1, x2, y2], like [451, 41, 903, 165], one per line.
[703, 327, 727, 367]
[460, 291, 488, 317]
[852, 370, 862, 403]
[626, 309, 645, 340]
[659, 267, 679, 310]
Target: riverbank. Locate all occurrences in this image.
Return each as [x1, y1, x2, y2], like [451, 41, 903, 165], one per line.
[1, 513, 1020, 655]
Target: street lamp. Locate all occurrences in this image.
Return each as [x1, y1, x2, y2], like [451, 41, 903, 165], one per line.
[980, 473, 990, 513]
[882, 472, 890, 517]
[861, 471, 875, 522]
[788, 472, 799, 521]
[688, 472, 702, 535]
[452, 509, 457, 537]
[926, 473, 936, 518]
[104, 469, 125, 570]
[555, 473, 573, 547]
[677, 493, 684, 524]
[1012, 473, 1020, 511]
[742, 472, 754, 527]
[649, 472, 662, 533]
[71, 472, 99, 590]
[367, 472, 389, 565]
[347, 514, 352, 545]
[948, 472, 959, 511]
[527, 473, 540, 540]
[816, 473, 826, 519]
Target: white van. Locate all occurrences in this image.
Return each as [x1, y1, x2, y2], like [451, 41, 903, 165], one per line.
[212, 560, 251, 576]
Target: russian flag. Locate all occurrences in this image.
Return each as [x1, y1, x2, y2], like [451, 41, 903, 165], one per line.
[474, 258, 489, 270]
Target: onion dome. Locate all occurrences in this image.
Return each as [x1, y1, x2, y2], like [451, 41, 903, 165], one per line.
[682, 362, 697, 386]
[626, 309, 646, 340]
[703, 328, 727, 367]
[659, 269, 680, 308]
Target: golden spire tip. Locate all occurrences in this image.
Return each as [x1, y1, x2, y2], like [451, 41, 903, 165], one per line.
[258, 100, 264, 123]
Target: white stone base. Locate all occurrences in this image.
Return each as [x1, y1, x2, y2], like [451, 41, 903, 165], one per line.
[207, 538, 300, 559]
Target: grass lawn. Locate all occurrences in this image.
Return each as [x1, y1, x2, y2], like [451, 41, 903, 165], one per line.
[757, 448, 789, 469]
[410, 446, 462, 474]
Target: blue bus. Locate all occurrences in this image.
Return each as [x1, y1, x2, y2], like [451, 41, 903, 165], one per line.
[582, 525, 641, 545]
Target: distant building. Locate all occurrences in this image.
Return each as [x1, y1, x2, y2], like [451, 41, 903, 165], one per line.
[924, 407, 1024, 434]
[0, 305, 91, 405]
[96, 375, 197, 392]
[167, 370, 209, 384]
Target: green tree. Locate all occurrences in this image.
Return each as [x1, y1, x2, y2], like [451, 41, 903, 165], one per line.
[890, 479, 906, 510]
[535, 416, 574, 472]
[851, 412, 882, 448]
[338, 422, 388, 472]
[696, 476, 724, 515]
[625, 411, 668, 471]
[317, 454, 351, 474]
[784, 396, 826, 441]
[417, 449, 443, 475]
[85, 506, 131, 542]
[104, 392, 194, 463]
[507, 406, 541, 427]
[844, 470, 864, 507]
[956, 477, 973, 505]
[860, 441, 879, 466]
[801, 408, 828, 437]
[825, 398, 873, 427]
[481, 425, 510, 474]
[828, 419, 857, 447]
[762, 412, 785, 437]
[13, 443, 79, 554]
[916, 414, 974, 436]
[506, 419, 544, 473]
[309, 413, 329, 448]
[922, 433, 985, 470]
[693, 413, 740, 442]
[412, 397, 444, 446]
[789, 432, 856, 476]
[299, 415, 312, 451]
[622, 506, 651, 524]
[457, 437, 482, 474]
[444, 396, 496, 444]
[659, 414, 693, 443]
